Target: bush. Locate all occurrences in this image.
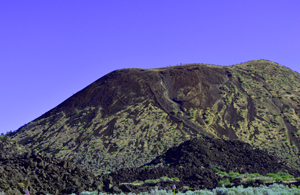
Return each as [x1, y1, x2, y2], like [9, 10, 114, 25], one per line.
[251, 173, 261, 177]
[273, 175, 283, 182]
[218, 178, 231, 187]
[276, 171, 294, 179]
[228, 171, 241, 176]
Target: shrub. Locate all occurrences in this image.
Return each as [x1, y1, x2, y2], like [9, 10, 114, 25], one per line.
[273, 176, 283, 182]
[218, 178, 231, 187]
[267, 173, 277, 177]
[228, 171, 240, 176]
[144, 179, 156, 184]
[252, 173, 261, 177]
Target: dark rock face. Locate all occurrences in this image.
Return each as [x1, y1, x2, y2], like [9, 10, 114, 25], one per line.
[101, 136, 300, 194]
[0, 136, 121, 195]
[2, 135, 300, 194]
[155, 136, 300, 177]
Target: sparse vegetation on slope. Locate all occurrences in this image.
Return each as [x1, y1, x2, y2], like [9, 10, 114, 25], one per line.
[2, 59, 300, 194]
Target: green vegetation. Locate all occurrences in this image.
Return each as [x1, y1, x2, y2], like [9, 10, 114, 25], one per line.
[213, 168, 299, 185]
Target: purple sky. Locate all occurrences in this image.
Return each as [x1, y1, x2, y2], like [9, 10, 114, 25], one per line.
[1, 1, 300, 135]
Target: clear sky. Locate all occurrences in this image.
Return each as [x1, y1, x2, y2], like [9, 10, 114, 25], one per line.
[1, 0, 299, 135]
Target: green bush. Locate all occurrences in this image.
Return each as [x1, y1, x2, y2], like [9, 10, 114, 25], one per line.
[276, 171, 294, 180]
[144, 179, 156, 184]
[291, 184, 300, 189]
[252, 173, 261, 177]
[267, 173, 277, 177]
[228, 171, 241, 176]
[218, 178, 230, 187]
[273, 176, 283, 182]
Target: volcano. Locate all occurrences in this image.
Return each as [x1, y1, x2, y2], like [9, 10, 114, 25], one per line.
[2, 59, 300, 194]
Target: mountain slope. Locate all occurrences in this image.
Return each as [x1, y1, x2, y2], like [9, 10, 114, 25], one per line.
[4, 59, 300, 178]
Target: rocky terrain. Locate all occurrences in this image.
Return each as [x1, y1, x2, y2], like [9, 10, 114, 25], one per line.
[2, 133, 300, 194]
[100, 135, 300, 194]
[2, 59, 300, 194]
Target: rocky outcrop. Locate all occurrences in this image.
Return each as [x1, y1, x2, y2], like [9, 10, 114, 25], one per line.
[1, 134, 300, 194]
[0, 136, 122, 195]
[103, 136, 300, 193]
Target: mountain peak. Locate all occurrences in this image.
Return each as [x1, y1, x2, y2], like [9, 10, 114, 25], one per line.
[5, 59, 300, 177]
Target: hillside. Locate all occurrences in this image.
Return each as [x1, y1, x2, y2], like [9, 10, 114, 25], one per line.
[2, 59, 300, 194]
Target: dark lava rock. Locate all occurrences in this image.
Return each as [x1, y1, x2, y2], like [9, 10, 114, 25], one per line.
[103, 136, 300, 194]
[0, 136, 122, 195]
[2, 135, 300, 194]
[153, 136, 300, 177]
